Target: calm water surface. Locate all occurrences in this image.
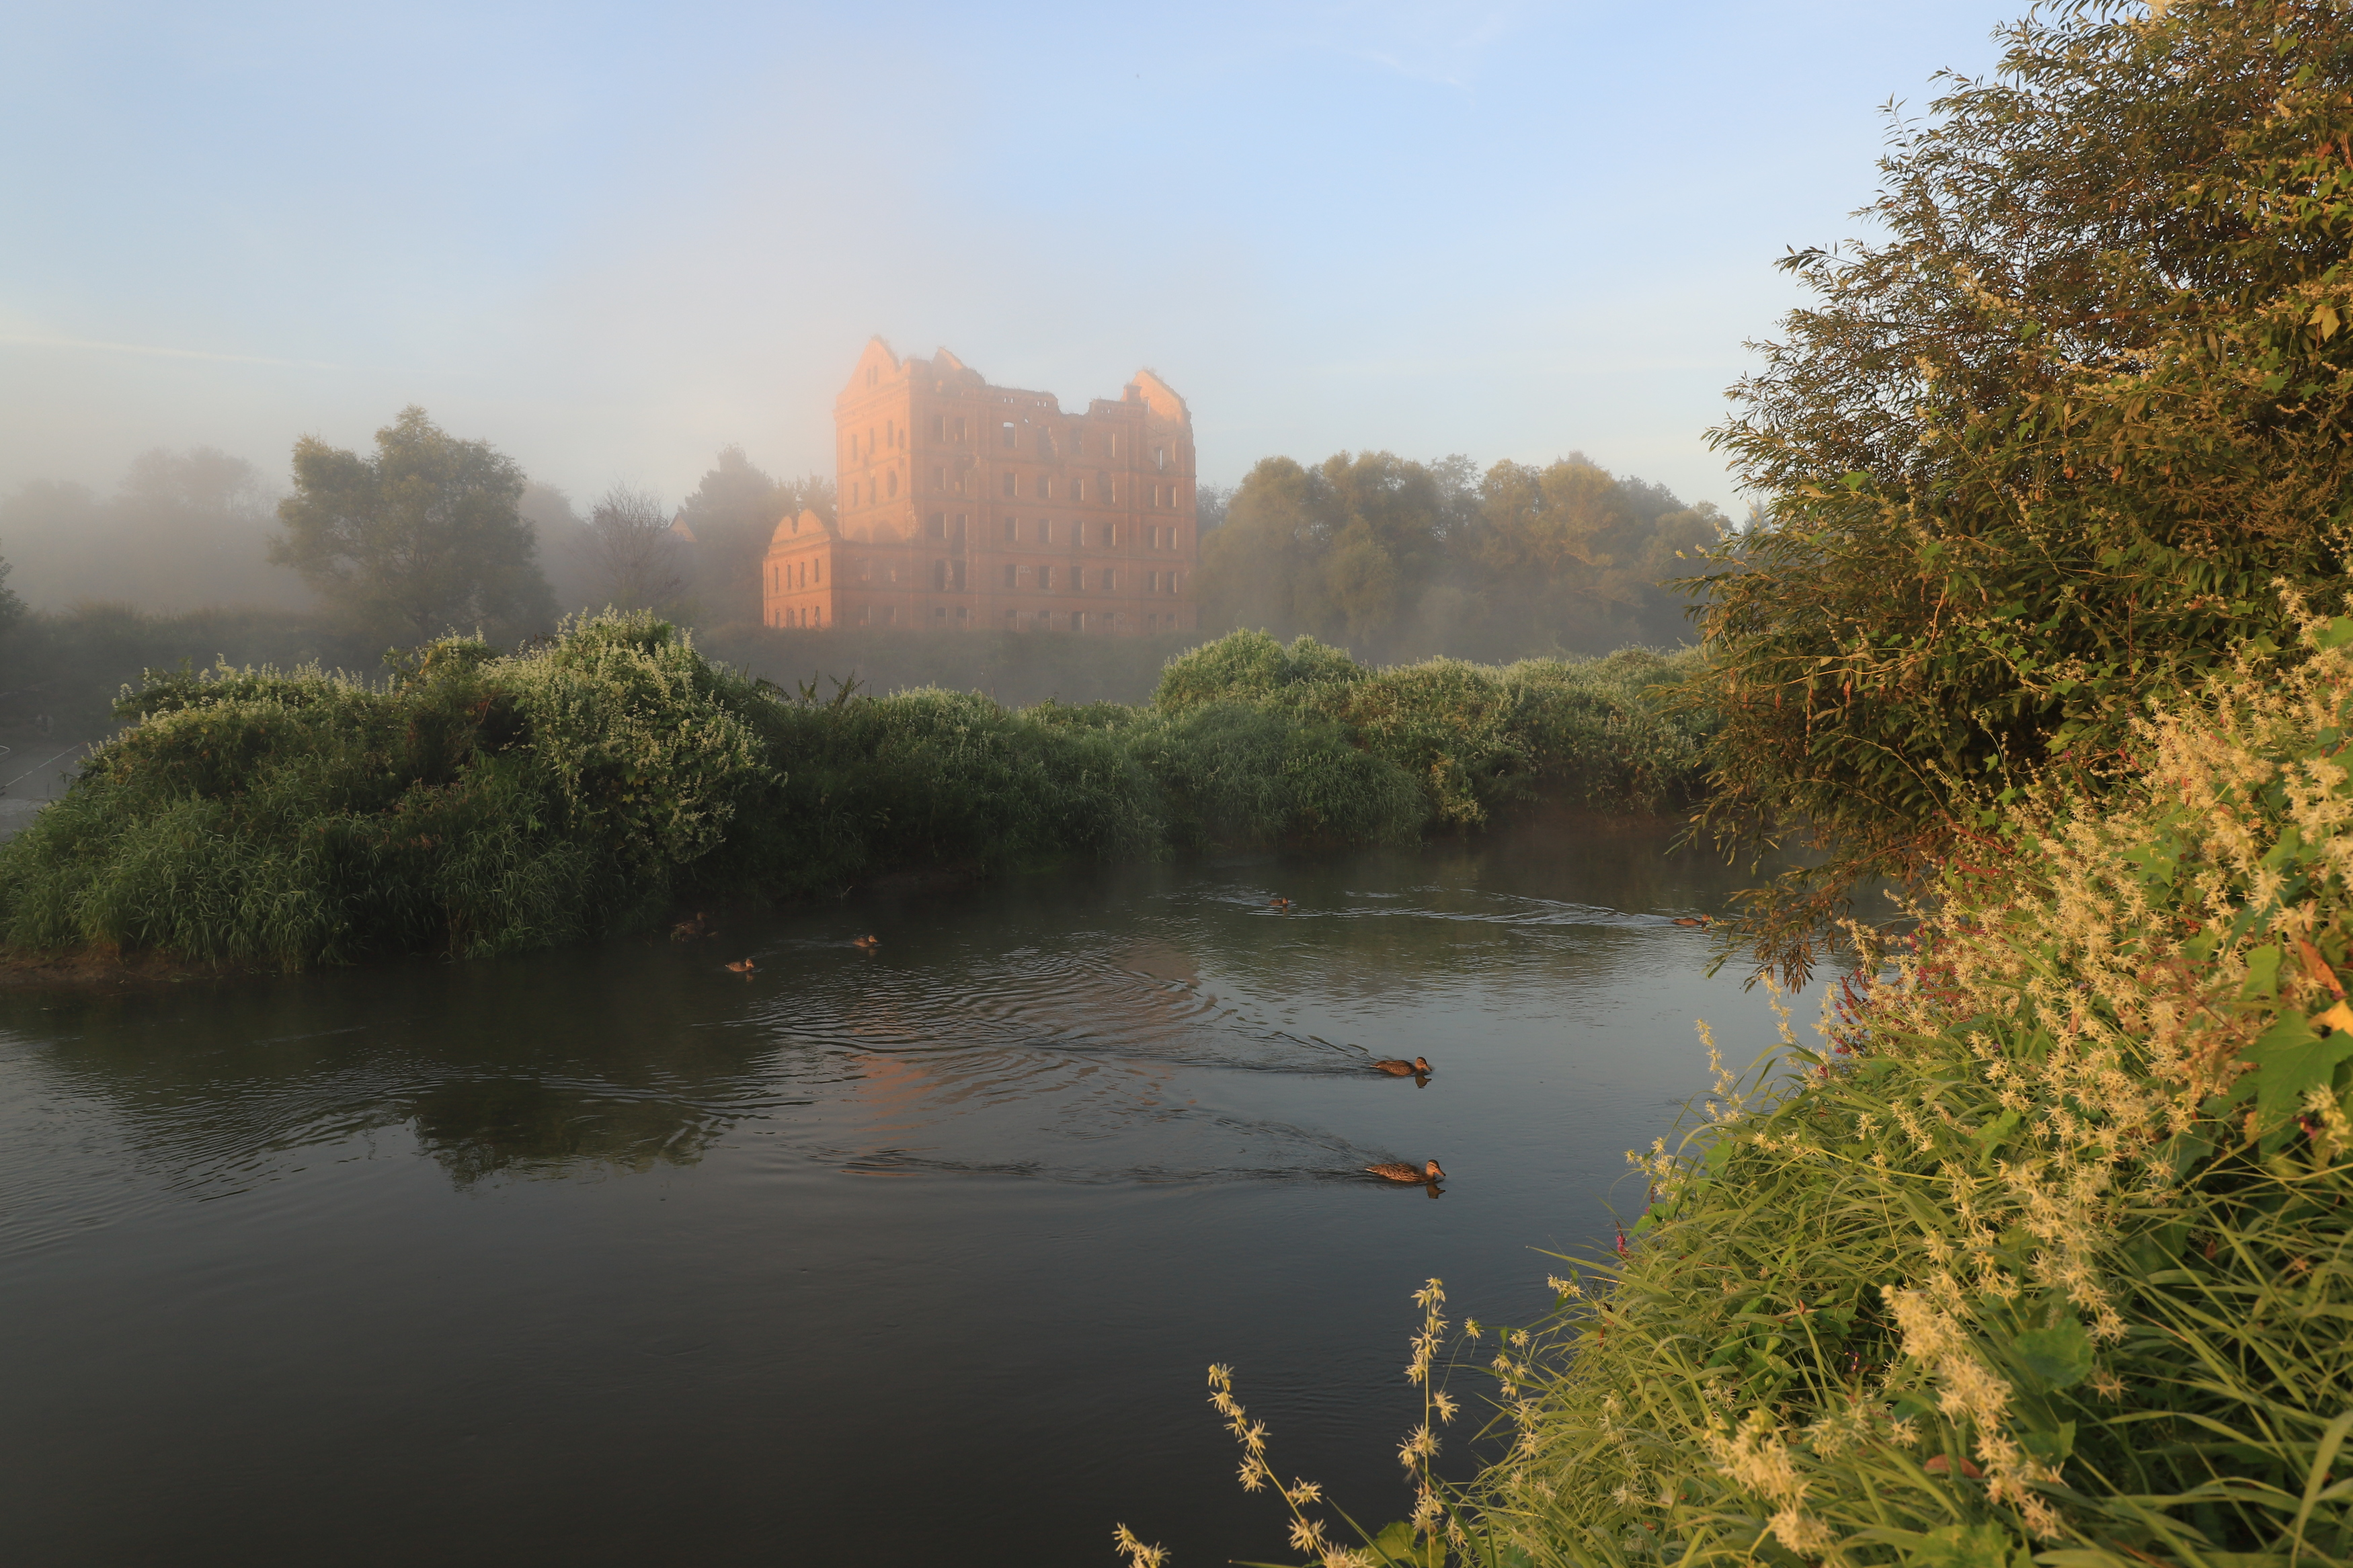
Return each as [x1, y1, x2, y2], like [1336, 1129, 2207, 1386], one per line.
[0, 816, 1813, 1566]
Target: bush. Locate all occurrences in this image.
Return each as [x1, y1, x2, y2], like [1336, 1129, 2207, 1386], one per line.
[1453, 611, 2353, 1567]
[0, 622, 1711, 969]
[1691, 0, 2353, 982]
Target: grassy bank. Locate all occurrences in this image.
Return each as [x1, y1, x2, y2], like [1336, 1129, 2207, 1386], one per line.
[1412, 620, 2353, 1566]
[0, 616, 1706, 970]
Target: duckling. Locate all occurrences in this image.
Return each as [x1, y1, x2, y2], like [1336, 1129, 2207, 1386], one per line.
[1671, 915, 1710, 927]
[724, 958, 756, 975]
[1371, 1056, 1433, 1077]
[1365, 1159, 1445, 1184]
[852, 934, 881, 950]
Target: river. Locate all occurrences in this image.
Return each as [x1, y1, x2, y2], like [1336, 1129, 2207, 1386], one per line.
[0, 813, 1817, 1565]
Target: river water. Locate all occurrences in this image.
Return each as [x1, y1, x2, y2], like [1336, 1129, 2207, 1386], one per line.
[0, 814, 1814, 1566]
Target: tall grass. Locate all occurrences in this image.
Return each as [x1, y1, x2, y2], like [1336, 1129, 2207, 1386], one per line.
[0, 617, 1708, 970]
[1336, 610, 2353, 1568]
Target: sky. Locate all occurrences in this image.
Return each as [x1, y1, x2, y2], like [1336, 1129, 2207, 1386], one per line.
[1, 1, 2028, 520]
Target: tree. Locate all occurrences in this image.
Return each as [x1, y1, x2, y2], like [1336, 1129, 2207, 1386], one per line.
[0, 542, 24, 634]
[1197, 450, 1720, 662]
[0, 452, 311, 613]
[1691, 0, 2353, 979]
[583, 484, 686, 610]
[674, 446, 834, 624]
[271, 407, 557, 644]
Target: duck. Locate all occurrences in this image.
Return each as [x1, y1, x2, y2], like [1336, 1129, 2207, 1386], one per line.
[852, 934, 881, 950]
[1372, 1056, 1433, 1077]
[1365, 1159, 1445, 1184]
[1671, 915, 1711, 927]
[725, 958, 756, 975]
[671, 912, 711, 940]
[1269, 897, 1295, 910]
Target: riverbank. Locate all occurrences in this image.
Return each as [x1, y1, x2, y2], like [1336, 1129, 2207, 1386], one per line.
[1439, 620, 2353, 1565]
[0, 615, 1710, 972]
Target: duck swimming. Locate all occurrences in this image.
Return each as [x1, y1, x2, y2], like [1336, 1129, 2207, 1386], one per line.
[725, 958, 756, 975]
[1365, 1159, 1445, 1184]
[1372, 1056, 1433, 1077]
[1671, 916, 1710, 927]
[852, 935, 881, 950]
[1270, 897, 1295, 910]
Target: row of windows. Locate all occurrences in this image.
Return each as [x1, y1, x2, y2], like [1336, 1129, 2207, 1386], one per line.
[774, 553, 1186, 589]
[984, 564, 1181, 593]
[846, 472, 897, 507]
[769, 559, 822, 593]
[987, 472, 1189, 508]
[845, 468, 1187, 512]
[918, 514, 1184, 548]
[770, 600, 1186, 633]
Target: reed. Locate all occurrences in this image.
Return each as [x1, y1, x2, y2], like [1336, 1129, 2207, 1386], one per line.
[0, 617, 1709, 970]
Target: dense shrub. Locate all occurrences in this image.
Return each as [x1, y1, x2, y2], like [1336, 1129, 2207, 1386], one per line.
[1691, 0, 2353, 981]
[0, 619, 1708, 969]
[1445, 614, 2353, 1567]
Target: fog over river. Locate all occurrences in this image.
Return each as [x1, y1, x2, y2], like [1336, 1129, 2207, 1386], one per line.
[0, 816, 1819, 1565]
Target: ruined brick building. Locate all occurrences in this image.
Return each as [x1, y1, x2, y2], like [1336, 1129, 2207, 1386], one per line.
[762, 339, 1199, 634]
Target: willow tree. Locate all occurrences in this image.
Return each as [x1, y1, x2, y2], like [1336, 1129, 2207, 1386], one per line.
[1693, 0, 2353, 979]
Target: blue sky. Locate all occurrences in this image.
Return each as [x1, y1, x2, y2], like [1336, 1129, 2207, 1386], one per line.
[1, 1, 2025, 517]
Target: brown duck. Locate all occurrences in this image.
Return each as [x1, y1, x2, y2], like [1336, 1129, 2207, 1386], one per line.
[1671, 916, 1710, 927]
[725, 958, 756, 975]
[852, 935, 881, 950]
[1366, 1159, 1445, 1184]
[1270, 897, 1295, 910]
[1372, 1056, 1433, 1077]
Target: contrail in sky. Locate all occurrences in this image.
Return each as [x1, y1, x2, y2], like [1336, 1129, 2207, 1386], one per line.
[0, 334, 340, 371]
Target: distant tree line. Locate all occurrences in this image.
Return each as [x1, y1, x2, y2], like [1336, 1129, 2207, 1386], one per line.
[0, 411, 1709, 679]
[1196, 452, 1725, 662]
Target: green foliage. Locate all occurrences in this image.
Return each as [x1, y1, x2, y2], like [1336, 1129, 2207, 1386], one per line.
[0, 540, 24, 635]
[672, 446, 834, 624]
[1462, 626, 2353, 1568]
[1692, 0, 2353, 981]
[0, 625, 1708, 969]
[270, 405, 557, 644]
[1198, 452, 1723, 665]
[1154, 628, 1367, 710]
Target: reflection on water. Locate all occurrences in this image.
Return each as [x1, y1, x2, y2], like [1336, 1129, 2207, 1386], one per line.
[0, 813, 1816, 1567]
